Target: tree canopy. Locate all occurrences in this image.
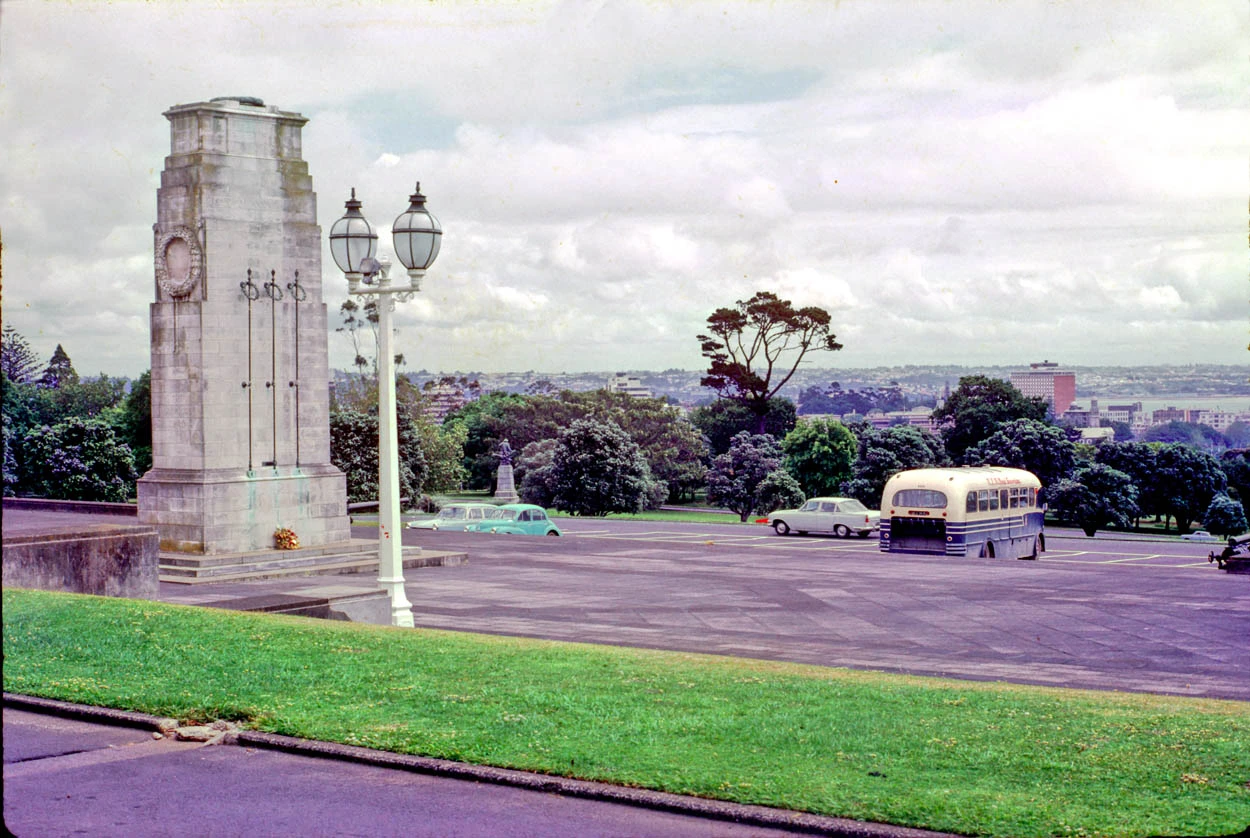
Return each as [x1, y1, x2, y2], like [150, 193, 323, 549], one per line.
[706, 431, 796, 521]
[1152, 443, 1226, 533]
[698, 291, 842, 432]
[930, 375, 1049, 461]
[1, 326, 41, 383]
[964, 418, 1077, 497]
[781, 417, 857, 498]
[840, 424, 949, 507]
[1048, 463, 1139, 537]
[689, 397, 796, 456]
[548, 418, 663, 516]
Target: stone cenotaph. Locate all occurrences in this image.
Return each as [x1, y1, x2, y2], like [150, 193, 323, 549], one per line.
[138, 97, 351, 555]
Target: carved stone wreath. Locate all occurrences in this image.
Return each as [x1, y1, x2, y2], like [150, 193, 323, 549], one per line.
[154, 227, 203, 299]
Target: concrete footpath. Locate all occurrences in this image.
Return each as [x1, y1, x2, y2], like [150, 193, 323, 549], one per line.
[3, 694, 951, 838]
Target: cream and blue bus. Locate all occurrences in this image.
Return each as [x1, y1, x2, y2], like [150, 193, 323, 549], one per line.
[878, 466, 1044, 559]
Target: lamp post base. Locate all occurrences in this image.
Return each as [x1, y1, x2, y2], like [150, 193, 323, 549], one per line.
[378, 575, 415, 627]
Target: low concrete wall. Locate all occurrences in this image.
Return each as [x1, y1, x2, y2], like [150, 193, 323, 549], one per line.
[3, 497, 139, 516]
[3, 524, 160, 599]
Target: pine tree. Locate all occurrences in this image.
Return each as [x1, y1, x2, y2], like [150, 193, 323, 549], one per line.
[38, 344, 78, 389]
[1, 325, 41, 383]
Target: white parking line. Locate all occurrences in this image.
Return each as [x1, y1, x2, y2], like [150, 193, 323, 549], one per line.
[1098, 555, 1164, 564]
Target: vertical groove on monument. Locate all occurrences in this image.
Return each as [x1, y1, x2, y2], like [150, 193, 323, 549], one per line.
[138, 97, 351, 554]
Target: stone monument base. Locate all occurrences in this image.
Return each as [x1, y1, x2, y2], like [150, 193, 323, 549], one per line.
[494, 463, 520, 504]
[138, 465, 351, 554]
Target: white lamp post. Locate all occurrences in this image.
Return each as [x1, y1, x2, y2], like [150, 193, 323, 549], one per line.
[329, 183, 442, 627]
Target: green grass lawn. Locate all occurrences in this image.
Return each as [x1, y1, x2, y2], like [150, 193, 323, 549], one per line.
[5, 588, 1247, 837]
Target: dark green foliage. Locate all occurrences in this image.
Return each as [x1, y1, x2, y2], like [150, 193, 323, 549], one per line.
[1222, 421, 1250, 449]
[1048, 464, 1139, 537]
[705, 431, 794, 521]
[930, 375, 1048, 461]
[1152, 444, 1227, 533]
[964, 418, 1078, 498]
[841, 424, 950, 507]
[781, 417, 857, 498]
[549, 418, 662, 516]
[38, 344, 78, 389]
[698, 291, 842, 432]
[115, 371, 152, 477]
[1203, 493, 1247, 537]
[754, 469, 806, 515]
[18, 417, 135, 502]
[328, 409, 427, 505]
[446, 389, 704, 501]
[690, 397, 796, 456]
[1142, 420, 1227, 452]
[797, 382, 908, 416]
[1095, 442, 1160, 523]
[1, 325, 41, 383]
[1220, 449, 1250, 504]
[516, 438, 559, 508]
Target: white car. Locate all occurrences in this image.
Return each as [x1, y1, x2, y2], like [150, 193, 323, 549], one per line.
[1180, 531, 1219, 543]
[407, 503, 497, 531]
[767, 497, 879, 538]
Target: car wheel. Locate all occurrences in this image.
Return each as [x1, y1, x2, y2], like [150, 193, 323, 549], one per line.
[834, 524, 850, 538]
[773, 521, 790, 536]
[547, 530, 561, 536]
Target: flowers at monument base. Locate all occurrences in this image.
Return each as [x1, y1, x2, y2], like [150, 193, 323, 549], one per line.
[274, 527, 300, 550]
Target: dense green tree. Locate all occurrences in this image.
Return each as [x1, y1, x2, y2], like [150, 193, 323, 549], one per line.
[442, 391, 529, 490]
[797, 382, 908, 416]
[964, 418, 1078, 498]
[114, 371, 152, 477]
[1099, 419, 1134, 442]
[1153, 443, 1226, 533]
[328, 409, 427, 505]
[3, 415, 19, 496]
[1223, 421, 1250, 450]
[1203, 493, 1247, 538]
[1, 326, 41, 383]
[516, 438, 560, 508]
[780, 417, 857, 498]
[1048, 464, 1139, 537]
[18, 417, 135, 502]
[930, 375, 1048, 461]
[698, 291, 842, 432]
[690, 397, 796, 456]
[841, 424, 949, 507]
[705, 431, 793, 521]
[754, 469, 806, 516]
[549, 419, 662, 516]
[1142, 420, 1226, 452]
[38, 344, 78, 389]
[1095, 442, 1161, 525]
[1220, 450, 1250, 505]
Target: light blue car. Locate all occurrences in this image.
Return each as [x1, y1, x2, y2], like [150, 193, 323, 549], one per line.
[463, 504, 563, 536]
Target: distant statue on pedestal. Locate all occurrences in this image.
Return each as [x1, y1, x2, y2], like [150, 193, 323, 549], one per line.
[494, 439, 519, 503]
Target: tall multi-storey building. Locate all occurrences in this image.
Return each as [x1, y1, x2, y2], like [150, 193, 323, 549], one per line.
[1010, 361, 1076, 417]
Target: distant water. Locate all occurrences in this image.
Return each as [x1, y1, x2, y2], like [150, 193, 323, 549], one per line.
[1075, 395, 1250, 414]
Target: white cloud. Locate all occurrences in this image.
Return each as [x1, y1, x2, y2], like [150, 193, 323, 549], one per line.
[1, 0, 1247, 377]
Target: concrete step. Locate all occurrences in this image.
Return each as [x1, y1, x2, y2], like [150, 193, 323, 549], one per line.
[159, 546, 466, 584]
[160, 541, 377, 569]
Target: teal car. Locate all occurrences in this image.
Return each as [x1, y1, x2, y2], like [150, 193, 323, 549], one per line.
[464, 504, 563, 536]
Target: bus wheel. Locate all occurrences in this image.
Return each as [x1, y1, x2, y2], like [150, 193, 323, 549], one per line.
[981, 541, 996, 559]
[834, 524, 850, 538]
[1021, 536, 1039, 560]
[773, 520, 790, 536]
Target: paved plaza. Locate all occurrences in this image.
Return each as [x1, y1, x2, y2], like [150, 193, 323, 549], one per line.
[151, 519, 1250, 701]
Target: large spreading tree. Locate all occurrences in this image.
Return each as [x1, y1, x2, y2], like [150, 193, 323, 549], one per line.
[780, 417, 857, 498]
[548, 418, 664, 516]
[698, 291, 842, 433]
[930, 375, 1049, 461]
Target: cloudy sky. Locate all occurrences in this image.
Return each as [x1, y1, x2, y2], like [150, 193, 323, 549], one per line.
[2, 0, 1246, 379]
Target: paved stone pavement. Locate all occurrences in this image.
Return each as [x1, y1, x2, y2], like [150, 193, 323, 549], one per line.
[394, 522, 1249, 700]
[152, 520, 1249, 700]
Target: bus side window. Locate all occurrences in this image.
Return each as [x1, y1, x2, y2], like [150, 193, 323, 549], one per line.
[978, 490, 989, 512]
[989, 491, 999, 511]
[966, 492, 977, 513]
[1000, 489, 1009, 509]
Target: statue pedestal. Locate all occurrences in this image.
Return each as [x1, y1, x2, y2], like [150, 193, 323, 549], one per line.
[494, 464, 520, 504]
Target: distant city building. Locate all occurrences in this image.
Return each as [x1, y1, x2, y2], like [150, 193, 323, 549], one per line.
[1104, 402, 1143, 425]
[1152, 406, 1187, 425]
[1011, 361, 1076, 417]
[422, 382, 470, 422]
[606, 372, 652, 398]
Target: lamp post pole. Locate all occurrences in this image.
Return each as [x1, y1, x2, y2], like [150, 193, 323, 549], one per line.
[330, 184, 441, 628]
